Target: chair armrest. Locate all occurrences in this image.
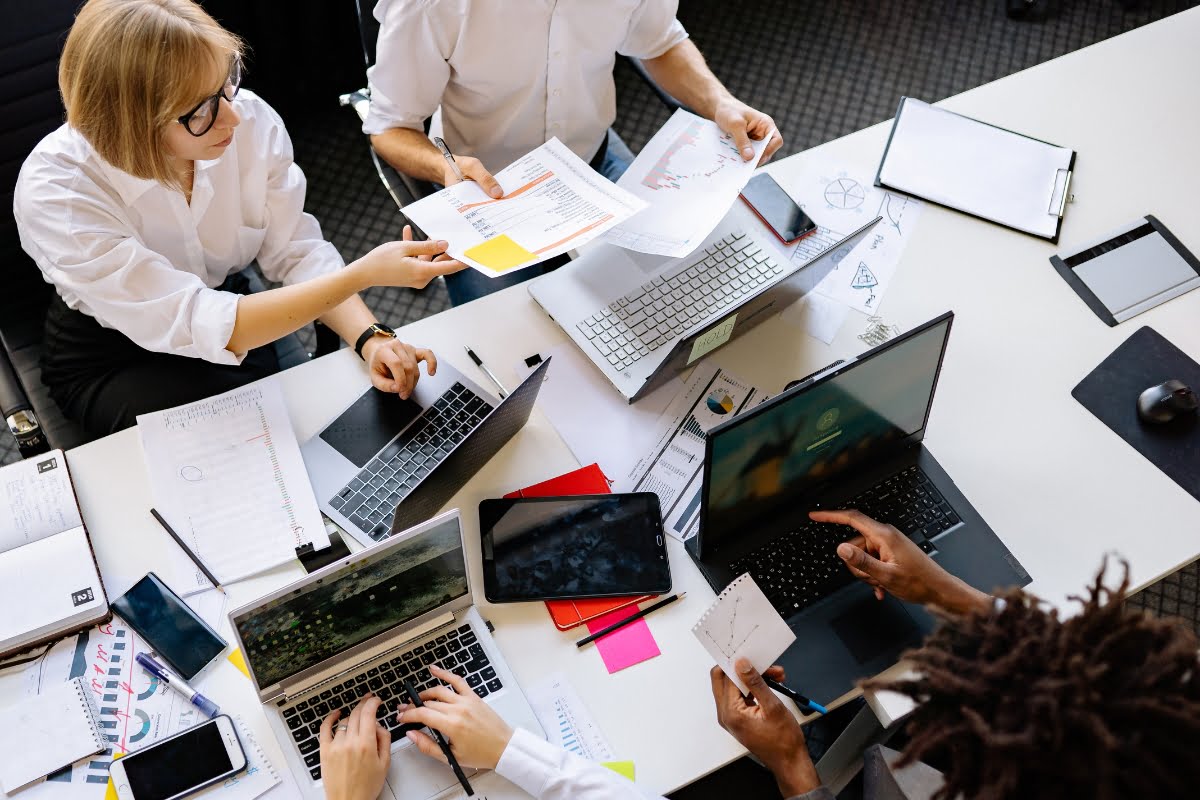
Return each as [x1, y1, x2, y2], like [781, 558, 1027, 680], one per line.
[0, 344, 49, 457]
[622, 55, 692, 115]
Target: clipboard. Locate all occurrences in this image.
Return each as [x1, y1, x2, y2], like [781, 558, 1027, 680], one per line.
[875, 97, 1076, 242]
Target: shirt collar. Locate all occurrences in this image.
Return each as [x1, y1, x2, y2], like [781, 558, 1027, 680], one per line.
[84, 129, 226, 207]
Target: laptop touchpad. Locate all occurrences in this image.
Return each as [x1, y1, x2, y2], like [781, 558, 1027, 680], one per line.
[320, 389, 423, 468]
[830, 595, 919, 665]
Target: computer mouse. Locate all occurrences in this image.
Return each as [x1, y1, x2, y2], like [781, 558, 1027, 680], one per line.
[1136, 379, 1199, 424]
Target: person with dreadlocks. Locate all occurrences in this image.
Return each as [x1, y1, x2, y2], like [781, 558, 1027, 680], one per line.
[710, 508, 1200, 799]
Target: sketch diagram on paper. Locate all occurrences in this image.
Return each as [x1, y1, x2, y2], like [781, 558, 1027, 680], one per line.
[692, 574, 796, 694]
[701, 594, 762, 659]
[824, 177, 866, 210]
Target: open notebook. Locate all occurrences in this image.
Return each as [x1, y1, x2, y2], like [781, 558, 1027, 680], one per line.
[0, 451, 110, 659]
[875, 97, 1075, 241]
[0, 677, 105, 792]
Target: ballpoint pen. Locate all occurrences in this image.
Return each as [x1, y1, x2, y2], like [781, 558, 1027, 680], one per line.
[764, 675, 827, 715]
[464, 345, 508, 398]
[433, 136, 466, 182]
[403, 679, 474, 796]
[136, 653, 220, 717]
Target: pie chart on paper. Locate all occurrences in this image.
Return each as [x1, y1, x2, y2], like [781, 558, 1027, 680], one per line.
[706, 391, 735, 415]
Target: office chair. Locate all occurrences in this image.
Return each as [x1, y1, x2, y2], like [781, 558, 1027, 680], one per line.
[0, 0, 338, 459]
[339, 0, 690, 217]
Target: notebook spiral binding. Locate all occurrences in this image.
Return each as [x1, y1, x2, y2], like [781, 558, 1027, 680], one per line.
[72, 677, 107, 752]
[691, 573, 751, 631]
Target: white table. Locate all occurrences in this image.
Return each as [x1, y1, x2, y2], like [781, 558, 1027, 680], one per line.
[6, 8, 1200, 797]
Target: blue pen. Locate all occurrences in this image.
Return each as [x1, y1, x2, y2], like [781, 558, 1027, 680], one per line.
[765, 676, 827, 715]
[136, 653, 220, 718]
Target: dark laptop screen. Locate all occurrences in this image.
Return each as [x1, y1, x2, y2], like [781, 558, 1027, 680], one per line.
[233, 517, 468, 689]
[703, 315, 951, 545]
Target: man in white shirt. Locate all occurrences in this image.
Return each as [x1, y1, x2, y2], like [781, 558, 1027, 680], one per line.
[363, 0, 783, 304]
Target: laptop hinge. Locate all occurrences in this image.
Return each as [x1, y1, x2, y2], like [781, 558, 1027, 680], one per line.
[275, 611, 458, 703]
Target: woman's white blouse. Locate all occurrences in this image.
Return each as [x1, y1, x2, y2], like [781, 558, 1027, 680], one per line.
[14, 90, 344, 364]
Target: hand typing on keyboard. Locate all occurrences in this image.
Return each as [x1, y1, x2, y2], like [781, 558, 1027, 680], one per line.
[397, 664, 514, 770]
[319, 695, 391, 800]
[809, 509, 993, 616]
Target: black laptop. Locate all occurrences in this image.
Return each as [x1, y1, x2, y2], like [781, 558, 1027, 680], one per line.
[686, 312, 1030, 703]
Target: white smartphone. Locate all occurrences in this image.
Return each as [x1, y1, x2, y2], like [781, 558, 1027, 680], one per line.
[110, 715, 247, 800]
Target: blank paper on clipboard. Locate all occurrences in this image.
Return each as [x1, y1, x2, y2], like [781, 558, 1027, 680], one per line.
[875, 97, 1074, 241]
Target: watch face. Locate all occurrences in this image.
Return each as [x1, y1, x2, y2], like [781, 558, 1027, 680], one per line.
[372, 323, 396, 337]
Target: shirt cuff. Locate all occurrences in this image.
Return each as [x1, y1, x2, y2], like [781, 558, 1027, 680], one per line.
[193, 288, 244, 365]
[494, 728, 567, 798]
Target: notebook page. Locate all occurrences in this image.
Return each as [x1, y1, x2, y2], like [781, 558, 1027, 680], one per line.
[879, 99, 1072, 238]
[137, 381, 329, 583]
[0, 450, 81, 555]
[0, 677, 104, 792]
[0, 526, 104, 652]
[692, 574, 796, 694]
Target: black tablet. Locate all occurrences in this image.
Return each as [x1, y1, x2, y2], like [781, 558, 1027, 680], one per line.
[479, 493, 672, 603]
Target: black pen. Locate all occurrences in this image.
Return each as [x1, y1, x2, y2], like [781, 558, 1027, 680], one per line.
[575, 593, 685, 647]
[464, 345, 507, 398]
[150, 508, 223, 594]
[403, 679, 474, 796]
[765, 676, 827, 715]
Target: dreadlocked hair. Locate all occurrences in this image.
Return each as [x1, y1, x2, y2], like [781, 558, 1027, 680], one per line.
[867, 558, 1200, 800]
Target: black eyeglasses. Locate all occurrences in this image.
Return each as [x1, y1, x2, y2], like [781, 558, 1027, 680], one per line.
[177, 58, 243, 137]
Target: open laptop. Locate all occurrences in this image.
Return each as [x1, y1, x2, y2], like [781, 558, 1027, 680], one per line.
[229, 509, 544, 800]
[686, 312, 1031, 703]
[303, 358, 550, 547]
[529, 207, 880, 402]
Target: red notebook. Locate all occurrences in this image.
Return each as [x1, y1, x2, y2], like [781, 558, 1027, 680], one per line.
[504, 464, 656, 631]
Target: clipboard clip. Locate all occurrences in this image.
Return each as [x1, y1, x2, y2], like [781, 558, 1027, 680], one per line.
[1048, 168, 1072, 218]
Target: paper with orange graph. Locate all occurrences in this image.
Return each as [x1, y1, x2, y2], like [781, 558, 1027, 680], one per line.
[401, 138, 647, 277]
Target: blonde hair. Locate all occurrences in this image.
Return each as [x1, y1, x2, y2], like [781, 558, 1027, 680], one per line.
[59, 0, 243, 191]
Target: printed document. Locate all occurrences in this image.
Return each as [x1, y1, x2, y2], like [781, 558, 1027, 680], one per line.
[137, 381, 329, 583]
[526, 672, 615, 762]
[605, 109, 772, 258]
[402, 138, 646, 277]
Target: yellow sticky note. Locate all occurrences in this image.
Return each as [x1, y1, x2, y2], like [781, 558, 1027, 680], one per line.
[465, 234, 537, 272]
[602, 761, 636, 781]
[104, 753, 126, 800]
[687, 313, 737, 365]
[228, 648, 251, 679]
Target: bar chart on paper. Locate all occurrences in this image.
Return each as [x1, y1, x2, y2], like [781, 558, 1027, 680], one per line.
[526, 672, 614, 762]
[137, 382, 329, 584]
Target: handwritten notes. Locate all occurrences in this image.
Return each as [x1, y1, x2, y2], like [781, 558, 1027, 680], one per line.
[137, 382, 328, 583]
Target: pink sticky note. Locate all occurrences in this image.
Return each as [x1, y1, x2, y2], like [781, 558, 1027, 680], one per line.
[586, 604, 661, 673]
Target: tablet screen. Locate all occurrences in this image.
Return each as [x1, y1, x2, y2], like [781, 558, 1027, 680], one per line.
[479, 494, 671, 602]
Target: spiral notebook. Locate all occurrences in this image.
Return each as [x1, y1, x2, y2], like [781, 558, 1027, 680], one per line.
[0, 677, 105, 792]
[691, 573, 796, 694]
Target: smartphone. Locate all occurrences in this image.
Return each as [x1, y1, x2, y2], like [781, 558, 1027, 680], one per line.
[479, 493, 672, 602]
[740, 172, 817, 245]
[110, 715, 246, 800]
[111, 573, 227, 680]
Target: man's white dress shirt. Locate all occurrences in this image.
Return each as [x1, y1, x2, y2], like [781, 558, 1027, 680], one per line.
[14, 90, 343, 365]
[363, 0, 689, 172]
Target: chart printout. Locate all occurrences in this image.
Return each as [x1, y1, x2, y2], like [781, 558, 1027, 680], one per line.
[605, 109, 772, 258]
[401, 138, 646, 277]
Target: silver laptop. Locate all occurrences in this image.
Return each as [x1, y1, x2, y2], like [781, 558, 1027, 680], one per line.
[229, 509, 544, 800]
[529, 209, 880, 402]
[303, 358, 550, 548]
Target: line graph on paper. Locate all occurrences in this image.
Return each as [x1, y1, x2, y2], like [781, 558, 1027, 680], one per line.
[692, 574, 796, 690]
[641, 118, 742, 191]
[700, 594, 762, 659]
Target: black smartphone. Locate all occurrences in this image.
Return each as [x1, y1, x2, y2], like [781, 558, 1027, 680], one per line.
[479, 493, 672, 602]
[111, 573, 227, 680]
[109, 715, 246, 800]
[740, 172, 817, 245]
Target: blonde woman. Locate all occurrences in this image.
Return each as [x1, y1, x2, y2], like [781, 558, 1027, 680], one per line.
[14, 0, 464, 436]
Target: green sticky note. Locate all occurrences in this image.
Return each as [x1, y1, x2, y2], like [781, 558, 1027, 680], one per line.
[602, 761, 636, 781]
[688, 313, 737, 365]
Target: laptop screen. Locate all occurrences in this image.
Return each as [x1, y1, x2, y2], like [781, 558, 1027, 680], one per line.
[233, 517, 468, 689]
[703, 315, 952, 546]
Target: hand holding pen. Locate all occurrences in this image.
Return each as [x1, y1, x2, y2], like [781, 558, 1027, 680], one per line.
[433, 137, 503, 199]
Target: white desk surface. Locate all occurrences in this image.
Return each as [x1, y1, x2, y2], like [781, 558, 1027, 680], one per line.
[5, 9, 1200, 797]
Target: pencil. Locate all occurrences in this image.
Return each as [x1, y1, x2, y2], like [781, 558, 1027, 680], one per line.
[149, 508, 223, 594]
[575, 593, 685, 647]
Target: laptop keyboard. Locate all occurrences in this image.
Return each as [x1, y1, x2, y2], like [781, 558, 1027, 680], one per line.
[281, 622, 503, 783]
[328, 383, 492, 541]
[575, 230, 786, 369]
[731, 465, 963, 615]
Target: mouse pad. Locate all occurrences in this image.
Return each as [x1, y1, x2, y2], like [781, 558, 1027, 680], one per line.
[1072, 326, 1200, 502]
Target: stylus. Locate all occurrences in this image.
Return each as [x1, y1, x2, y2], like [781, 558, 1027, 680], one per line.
[150, 507, 224, 593]
[403, 679, 474, 797]
[575, 593, 685, 647]
[764, 676, 827, 716]
[464, 346, 508, 398]
[136, 653, 220, 718]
